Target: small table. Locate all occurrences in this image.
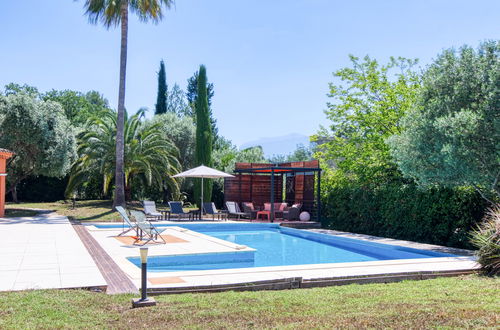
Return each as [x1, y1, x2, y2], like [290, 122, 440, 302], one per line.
[255, 210, 270, 221]
[189, 209, 201, 221]
[160, 210, 170, 220]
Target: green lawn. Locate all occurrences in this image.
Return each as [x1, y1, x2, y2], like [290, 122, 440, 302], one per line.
[6, 200, 119, 222]
[0, 276, 498, 329]
[5, 200, 189, 222]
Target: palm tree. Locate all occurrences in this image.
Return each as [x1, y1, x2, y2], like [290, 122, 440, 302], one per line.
[66, 108, 181, 201]
[82, 0, 174, 207]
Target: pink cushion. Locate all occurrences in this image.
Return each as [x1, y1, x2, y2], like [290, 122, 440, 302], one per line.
[264, 203, 271, 211]
[243, 202, 254, 210]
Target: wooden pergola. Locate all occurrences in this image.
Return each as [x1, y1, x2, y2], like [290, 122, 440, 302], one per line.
[0, 148, 14, 218]
[224, 160, 321, 222]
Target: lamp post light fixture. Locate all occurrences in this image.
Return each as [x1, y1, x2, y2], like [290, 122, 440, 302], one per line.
[131, 247, 156, 308]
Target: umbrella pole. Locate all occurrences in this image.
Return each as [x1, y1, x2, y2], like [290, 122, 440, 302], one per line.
[201, 177, 204, 214]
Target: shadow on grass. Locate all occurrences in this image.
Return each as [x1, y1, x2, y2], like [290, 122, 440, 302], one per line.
[4, 209, 40, 217]
[78, 209, 115, 221]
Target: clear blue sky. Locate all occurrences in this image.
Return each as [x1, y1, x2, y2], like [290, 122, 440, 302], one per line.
[1, 0, 498, 146]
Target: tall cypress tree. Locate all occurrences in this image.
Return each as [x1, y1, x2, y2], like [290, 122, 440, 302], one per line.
[187, 72, 218, 143]
[194, 65, 213, 206]
[155, 60, 167, 115]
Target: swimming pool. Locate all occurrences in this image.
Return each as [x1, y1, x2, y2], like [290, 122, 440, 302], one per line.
[116, 223, 456, 272]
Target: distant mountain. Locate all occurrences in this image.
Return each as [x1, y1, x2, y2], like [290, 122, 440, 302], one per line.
[240, 133, 310, 158]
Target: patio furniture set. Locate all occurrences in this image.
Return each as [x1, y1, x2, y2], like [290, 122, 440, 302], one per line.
[114, 200, 304, 245]
[143, 200, 301, 222]
[143, 200, 225, 221]
[224, 161, 321, 222]
[226, 201, 302, 221]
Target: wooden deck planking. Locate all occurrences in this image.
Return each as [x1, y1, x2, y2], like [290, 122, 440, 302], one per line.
[72, 223, 138, 295]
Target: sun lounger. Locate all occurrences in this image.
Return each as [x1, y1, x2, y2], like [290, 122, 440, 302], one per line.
[225, 201, 248, 220]
[115, 206, 138, 236]
[143, 200, 163, 221]
[130, 210, 166, 245]
[168, 201, 193, 221]
[203, 202, 228, 221]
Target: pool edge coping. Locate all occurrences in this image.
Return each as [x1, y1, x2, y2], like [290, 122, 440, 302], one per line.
[83, 221, 480, 294]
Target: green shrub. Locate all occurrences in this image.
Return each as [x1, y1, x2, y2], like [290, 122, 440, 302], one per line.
[15, 176, 68, 202]
[321, 183, 487, 249]
[470, 206, 500, 275]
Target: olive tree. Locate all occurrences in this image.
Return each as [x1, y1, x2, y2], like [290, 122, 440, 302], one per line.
[149, 112, 196, 171]
[389, 41, 500, 202]
[0, 93, 76, 202]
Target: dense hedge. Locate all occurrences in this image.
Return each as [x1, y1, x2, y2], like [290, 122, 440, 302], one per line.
[13, 174, 105, 202]
[15, 176, 68, 202]
[321, 184, 488, 249]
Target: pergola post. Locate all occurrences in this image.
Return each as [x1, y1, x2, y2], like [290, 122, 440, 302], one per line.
[238, 173, 242, 206]
[0, 149, 14, 218]
[270, 169, 275, 223]
[317, 169, 322, 222]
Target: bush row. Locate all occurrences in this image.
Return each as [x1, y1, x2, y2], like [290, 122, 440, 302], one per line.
[321, 184, 487, 249]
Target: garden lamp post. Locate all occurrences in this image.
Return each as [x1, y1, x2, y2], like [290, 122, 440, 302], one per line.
[132, 247, 156, 308]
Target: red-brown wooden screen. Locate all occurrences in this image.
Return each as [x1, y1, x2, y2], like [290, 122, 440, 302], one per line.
[224, 160, 320, 215]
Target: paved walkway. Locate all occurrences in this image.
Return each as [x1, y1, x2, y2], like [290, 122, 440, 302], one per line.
[72, 223, 137, 294]
[0, 213, 106, 292]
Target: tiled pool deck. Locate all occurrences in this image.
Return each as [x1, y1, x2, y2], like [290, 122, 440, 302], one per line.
[0, 213, 106, 292]
[87, 221, 479, 294]
[0, 212, 479, 294]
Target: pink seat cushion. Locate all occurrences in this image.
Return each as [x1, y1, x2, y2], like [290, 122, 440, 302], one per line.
[264, 203, 287, 211]
[243, 202, 255, 210]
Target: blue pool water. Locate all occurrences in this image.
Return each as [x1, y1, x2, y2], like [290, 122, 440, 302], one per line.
[115, 223, 456, 272]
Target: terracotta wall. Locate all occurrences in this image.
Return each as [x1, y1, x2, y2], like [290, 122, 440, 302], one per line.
[0, 150, 14, 217]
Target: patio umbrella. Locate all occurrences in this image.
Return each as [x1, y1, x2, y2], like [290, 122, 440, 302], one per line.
[172, 165, 234, 209]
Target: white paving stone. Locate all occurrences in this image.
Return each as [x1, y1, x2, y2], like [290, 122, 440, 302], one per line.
[0, 213, 106, 291]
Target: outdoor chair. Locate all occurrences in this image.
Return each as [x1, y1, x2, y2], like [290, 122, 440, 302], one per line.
[264, 202, 288, 219]
[168, 201, 193, 221]
[203, 202, 228, 221]
[115, 206, 138, 237]
[283, 204, 301, 221]
[225, 201, 248, 220]
[130, 210, 166, 245]
[143, 200, 163, 221]
[242, 202, 259, 219]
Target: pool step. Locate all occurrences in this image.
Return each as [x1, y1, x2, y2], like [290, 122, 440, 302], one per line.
[279, 221, 321, 229]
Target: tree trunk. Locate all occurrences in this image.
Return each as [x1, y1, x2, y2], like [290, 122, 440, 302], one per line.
[113, 0, 128, 209]
[125, 183, 132, 202]
[6, 172, 29, 204]
[11, 185, 18, 204]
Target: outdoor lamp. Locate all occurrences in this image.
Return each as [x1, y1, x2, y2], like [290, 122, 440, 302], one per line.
[140, 247, 148, 264]
[132, 247, 156, 308]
